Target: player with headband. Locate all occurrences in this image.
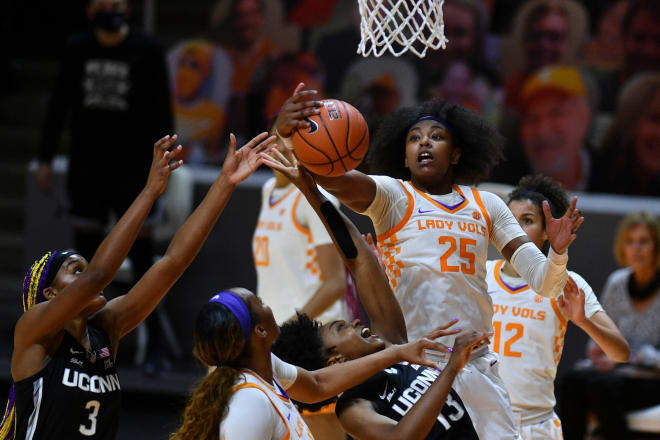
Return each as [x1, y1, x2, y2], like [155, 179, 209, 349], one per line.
[272, 92, 584, 438]
[0, 132, 275, 440]
[170, 288, 456, 440]
[485, 175, 629, 439]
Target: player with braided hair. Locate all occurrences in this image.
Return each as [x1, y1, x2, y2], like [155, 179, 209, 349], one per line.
[273, 88, 585, 438]
[0, 131, 276, 440]
[486, 175, 629, 439]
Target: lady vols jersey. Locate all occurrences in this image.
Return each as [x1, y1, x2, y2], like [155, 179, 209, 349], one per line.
[221, 354, 313, 440]
[364, 176, 525, 343]
[13, 323, 120, 439]
[253, 177, 345, 324]
[486, 260, 603, 434]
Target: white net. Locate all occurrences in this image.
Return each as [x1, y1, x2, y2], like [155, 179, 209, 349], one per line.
[357, 0, 448, 58]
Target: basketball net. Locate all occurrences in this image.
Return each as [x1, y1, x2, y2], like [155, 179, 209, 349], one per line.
[356, 0, 448, 58]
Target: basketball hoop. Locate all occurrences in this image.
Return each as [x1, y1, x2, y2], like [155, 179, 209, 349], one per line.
[356, 0, 448, 58]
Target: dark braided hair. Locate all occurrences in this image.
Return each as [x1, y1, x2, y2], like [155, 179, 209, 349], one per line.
[272, 313, 335, 412]
[508, 174, 570, 229]
[366, 99, 505, 185]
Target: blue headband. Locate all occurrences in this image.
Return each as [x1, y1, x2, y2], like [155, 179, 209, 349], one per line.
[209, 291, 252, 347]
[407, 116, 454, 138]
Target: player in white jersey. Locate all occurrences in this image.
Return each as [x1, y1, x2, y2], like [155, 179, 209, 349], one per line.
[170, 288, 453, 440]
[272, 95, 584, 439]
[253, 84, 349, 324]
[486, 175, 629, 439]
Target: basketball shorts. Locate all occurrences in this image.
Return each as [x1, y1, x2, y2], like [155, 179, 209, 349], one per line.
[518, 412, 563, 440]
[441, 350, 521, 440]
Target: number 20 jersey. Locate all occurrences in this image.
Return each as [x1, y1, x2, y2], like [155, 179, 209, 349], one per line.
[14, 323, 120, 439]
[377, 181, 493, 343]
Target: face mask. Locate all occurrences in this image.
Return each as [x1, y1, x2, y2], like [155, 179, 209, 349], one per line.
[93, 10, 125, 31]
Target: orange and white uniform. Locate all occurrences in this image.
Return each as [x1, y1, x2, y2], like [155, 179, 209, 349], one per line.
[363, 175, 569, 440]
[486, 260, 603, 439]
[221, 353, 313, 440]
[253, 177, 345, 324]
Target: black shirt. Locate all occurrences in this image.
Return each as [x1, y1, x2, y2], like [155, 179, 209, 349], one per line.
[14, 324, 121, 440]
[336, 362, 478, 439]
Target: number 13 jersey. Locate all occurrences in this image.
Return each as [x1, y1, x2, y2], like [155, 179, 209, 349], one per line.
[364, 176, 526, 343]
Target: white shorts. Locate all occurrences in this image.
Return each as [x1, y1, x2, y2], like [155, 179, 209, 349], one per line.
[518, 412, 563, 440]
[443, 350, 520, 440]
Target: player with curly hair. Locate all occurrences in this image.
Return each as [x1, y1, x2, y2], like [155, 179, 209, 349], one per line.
[486, 175, 629, 440]
[262, 147, 490, 439]
[273, 90, 584, 438]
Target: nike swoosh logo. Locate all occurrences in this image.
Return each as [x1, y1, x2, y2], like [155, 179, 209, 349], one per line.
[378, 383, 388, 400]
[418, 209, 433, 214]
[70, 348, 84, 355]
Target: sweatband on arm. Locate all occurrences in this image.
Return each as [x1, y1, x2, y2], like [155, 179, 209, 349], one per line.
[510, 242, 568, 298]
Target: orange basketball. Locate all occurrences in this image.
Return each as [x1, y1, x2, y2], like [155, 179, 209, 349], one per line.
[291, 99, 369, 177]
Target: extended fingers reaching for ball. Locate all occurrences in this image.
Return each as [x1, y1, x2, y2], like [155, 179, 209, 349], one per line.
[274, 82, 323, 138]
[221, 132, 277, 185]
[447, 330, 493, 371]
[544, 196, 585, 254]
[259, 147, 317, 195]
[145, 134, 184, 196]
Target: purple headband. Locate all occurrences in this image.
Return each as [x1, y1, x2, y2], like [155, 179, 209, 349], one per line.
[209, 291, 252, 346]
[407, 116, 454, 138]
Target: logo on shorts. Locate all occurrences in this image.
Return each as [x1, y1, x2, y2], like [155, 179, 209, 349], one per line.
[304, 117, 319, 134]
[472, 211, 482, 221]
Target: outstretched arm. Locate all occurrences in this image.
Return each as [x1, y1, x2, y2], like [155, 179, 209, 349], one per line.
[337, 331, 491, 440]
[260, 148, 407, 344]
[558, 276, 630, 363]
[98, 133, 276, 343]
[271, 82, 377, 213]
[287, 327, 458, 404]
[17, 135, 183, 346]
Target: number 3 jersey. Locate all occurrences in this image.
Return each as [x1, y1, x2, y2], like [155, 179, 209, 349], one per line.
[336, 362, 478, 439]
[364, 176, 526, 343]
[14, 323, 120, 440]
[485, 260, 603, 423]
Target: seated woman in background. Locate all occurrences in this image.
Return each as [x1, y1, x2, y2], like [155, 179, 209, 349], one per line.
[559, 211, 660, 440]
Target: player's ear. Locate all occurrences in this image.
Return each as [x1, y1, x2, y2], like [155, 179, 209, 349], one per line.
[254, 325, 268, 339]
[404, 157, 409, 169]
[325, 352, 346, 366]
[450, 146, 461, 165]
[43, 286, 57, 300]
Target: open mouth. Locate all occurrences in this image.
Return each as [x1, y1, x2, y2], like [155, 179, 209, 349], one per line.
[417, 152, 433, 164]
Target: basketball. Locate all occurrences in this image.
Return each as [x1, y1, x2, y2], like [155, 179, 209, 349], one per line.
[291, 99, 369, 177]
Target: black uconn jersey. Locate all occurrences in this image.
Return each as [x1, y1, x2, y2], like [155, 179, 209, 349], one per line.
[336, 362, 478, 439]
[14, 323, 121, 439]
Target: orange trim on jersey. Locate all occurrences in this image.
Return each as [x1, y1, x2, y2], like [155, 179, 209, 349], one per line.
[410, 183, 469, 213]
[471, 188, 492, 237]
[237, 369, 291, 403]
[268, 184, 297, 209]
[291, 193, 313, 243]
[550, 298, 568, 326]
[493, 260, 531, 294]
[301, 403, 336, 415]
[231, 382, 291, 440]
[376, 180, 415, 242]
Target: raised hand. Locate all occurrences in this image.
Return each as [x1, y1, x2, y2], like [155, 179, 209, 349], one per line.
[447, 330, 492, 372]
[544, 197, 584, 254]
[259, 146, 317, 195]
[273, 82, 322, 138]
[145, 134, 184, 196]
[363, 233, 387, 272]
[558, 276, 587, 325]
[221, 132, 277, 185]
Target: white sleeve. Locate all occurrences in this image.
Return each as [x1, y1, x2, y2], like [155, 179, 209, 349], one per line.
[510, 243, 568, 298]
[299, 187, 340, 247]
[568, 271, 604, 318]
[221, 389, 277, 440]
[480, 191, 527, 251]
[361, 175, 410, 235]
[271, 353, 298, 390]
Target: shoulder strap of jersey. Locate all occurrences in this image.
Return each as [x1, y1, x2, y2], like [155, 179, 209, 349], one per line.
[377, 180, 414, 242]
[468, 187, 492, 237]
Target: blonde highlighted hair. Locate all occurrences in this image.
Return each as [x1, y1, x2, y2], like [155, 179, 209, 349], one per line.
[613, 212, 660, 268]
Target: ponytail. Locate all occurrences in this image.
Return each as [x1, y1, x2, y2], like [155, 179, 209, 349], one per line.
[170, 366, 240, 440]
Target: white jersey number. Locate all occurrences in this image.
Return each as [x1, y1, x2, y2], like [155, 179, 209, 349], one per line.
[79, 400, 100, 436]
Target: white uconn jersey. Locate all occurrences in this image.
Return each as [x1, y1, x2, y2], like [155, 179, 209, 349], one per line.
[228, 371, 314, 440]
[253, 178, 344, 324]
[486, 260, 603, 423]
[377, 181, 493, 343]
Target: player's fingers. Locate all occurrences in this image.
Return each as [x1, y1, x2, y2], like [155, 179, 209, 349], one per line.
[292, 82, 305, 96]
[272, 148, 292, 167]
[226, 133, 237, 156]
[557, 295, 565, 308]
[259, 154, 288, 173]
[542, 200, 553, 220]
[571, 216, 585, 233]
[435, 318, 460, 331]
[425, 326, 460, 340]
[252, 137, 277, 155]
[289, 100, 323, 111]
[167, 145, 184, 161]
[154, 134, 175, 152]
[470, 334, 492, 348]
[291, 89, 319, 102]
[565, 196, 578, 218]
[421, 339, 452, 353]
[168, 159, 184, 172]
[243, 132, 271, 150]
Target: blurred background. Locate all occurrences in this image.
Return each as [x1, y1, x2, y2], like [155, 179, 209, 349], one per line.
[1, 0, 659, 438]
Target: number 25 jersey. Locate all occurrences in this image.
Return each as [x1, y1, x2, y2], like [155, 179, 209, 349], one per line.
[367, 177, 524, 343]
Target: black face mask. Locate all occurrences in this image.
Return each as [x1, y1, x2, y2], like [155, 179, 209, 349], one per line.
[93, 10, 125, 32]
